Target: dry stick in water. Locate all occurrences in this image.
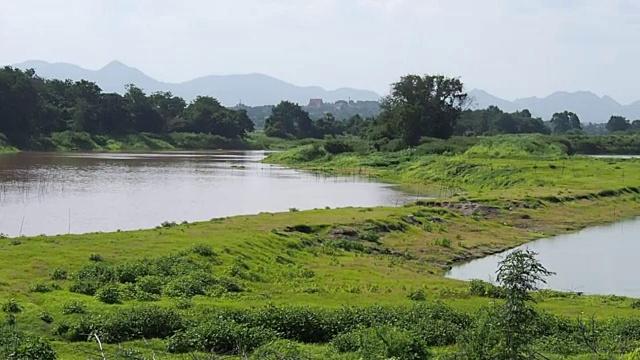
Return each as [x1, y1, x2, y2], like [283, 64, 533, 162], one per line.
[68, 208, 71, 234]
[19, 216, 25, 237]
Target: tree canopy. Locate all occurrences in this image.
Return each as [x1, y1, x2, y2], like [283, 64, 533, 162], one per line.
[371, 74, 468, 145]
[0, 66, 254, 144]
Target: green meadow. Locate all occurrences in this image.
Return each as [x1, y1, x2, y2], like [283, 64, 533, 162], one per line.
[1, 135, 640, 359]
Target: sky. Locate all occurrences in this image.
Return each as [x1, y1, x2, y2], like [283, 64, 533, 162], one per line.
[1, 0, 639, 103]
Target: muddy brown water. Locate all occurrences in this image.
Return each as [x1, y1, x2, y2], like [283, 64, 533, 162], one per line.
[0, 151, 422, 237]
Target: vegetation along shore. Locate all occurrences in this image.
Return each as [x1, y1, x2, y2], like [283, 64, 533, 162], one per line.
[1, 70, 639, 359]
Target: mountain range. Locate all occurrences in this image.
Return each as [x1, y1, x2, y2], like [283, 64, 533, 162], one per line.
[12, 60, 380, 107]
[9, 60, 640, 123]
[468, 89, 640, 123]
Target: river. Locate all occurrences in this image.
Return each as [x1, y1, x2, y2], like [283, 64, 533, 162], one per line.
[446, 218, 640, 297]
[0, 151, 421, 237]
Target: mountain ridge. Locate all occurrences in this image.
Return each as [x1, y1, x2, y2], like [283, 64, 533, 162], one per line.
[10, 60, 381, 107]
[468, 89, 640, 123]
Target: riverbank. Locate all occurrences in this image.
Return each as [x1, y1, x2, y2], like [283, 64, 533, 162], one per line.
[0, 131, 314, 154]
[2, 192, 640, 358]
[3, 136, 640, 358]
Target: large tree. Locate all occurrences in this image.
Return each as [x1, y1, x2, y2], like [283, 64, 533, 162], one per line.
[606, 115, 630, 133]
[550, 111, 581, 134]
[264, 101, 314, 139]
[377, 74, 468, 145]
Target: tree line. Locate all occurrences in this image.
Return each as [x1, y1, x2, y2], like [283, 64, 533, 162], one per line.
[2, 66, 638, 149]
[0, 66, 254, 145]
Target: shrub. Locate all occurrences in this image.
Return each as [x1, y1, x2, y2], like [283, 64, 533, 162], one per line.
[95, 284, 122, 304]
[468, 279, 505, 299]
[69, 280, 100, 296]
[89, 254, 104, 262]
[407, 288, 427, 301]
[30, 283, 56, 293]
[11, 335, 57, 360]
[250, 340, 314, 360]
[136, 275, 165, 295]
[167, 320, 278, 355]
[191, 244, 216, 257]
[49, 268, 68, 281]
[66, 306, 184, 343]
[162, 273, 216, 298]
[40, 311, 54, 324]
[2, 298, 22, 314]
[324, 138, 354, 155]
[61, 301, 86, 315]
[332, 326, 431, 360]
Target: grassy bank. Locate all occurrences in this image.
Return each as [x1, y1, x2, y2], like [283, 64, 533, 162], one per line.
[2, 191, 640, 358]
[2, 134, 640, 358]
[266, 134, 640, 199]
[1, 131, 308, 153]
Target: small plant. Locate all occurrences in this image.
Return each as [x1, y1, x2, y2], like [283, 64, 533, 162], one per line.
[61, 301, 86, 315]
[30, 283, 59, 293]
[40, 311, 54, 324]
[10, 239, 22, 246]
[2, 298, 23, 314]
[95, 283, 122, 304]
[89, 254, 103, 262]
[407, 288, 427, 301]
[49, 268, 68, 280]
[160, 221, 179, 228]
[434, 238, 452, 248]
[191, 244, 216, 257]
[175, 298, 193, 310]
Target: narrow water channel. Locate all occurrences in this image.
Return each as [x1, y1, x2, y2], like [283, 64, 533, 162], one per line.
[446, 218, 640, 297]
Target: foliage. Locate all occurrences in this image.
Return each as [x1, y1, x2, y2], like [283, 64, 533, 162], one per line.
[167, 320, 279, 355]
[95, 283, 122, 304]
[331, 326, 431, 360]
[0, 67, 253, 145]
[372, 74, 468, 145]
[61, 301, 86, 315]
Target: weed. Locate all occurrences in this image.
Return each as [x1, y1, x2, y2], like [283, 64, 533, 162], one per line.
[61, 301, 86, 315]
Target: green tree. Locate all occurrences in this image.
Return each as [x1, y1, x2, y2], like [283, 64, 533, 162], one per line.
[497, 249, 554, 359]
[459, 249, 554, 359]
[124, 84, 165, 133]
[377, 74, 468, 145]
[606, 115, 630, 133]
[149, 91, 186, 132]
[550, 111, 581, 134]
[264, 101, 314, 139]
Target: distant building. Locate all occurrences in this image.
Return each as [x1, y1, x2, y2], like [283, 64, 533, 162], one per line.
[308, 98, 324, 108]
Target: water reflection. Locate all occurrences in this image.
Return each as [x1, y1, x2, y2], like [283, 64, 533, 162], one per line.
[0, 151, 422, 237]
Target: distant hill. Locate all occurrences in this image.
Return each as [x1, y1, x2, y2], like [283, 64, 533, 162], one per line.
[11, 60, 381, 106]
[468, 89, 640, 123]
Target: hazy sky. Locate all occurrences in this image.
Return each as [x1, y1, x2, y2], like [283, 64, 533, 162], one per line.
[2, 0, 639, 103]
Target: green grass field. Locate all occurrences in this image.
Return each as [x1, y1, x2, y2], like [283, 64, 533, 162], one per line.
[1, 135, 640, 359]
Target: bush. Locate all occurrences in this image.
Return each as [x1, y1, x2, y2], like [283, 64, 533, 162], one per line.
[65, 306, 184, 343]
[136, 275, 165, 295]
[49, 268, 68, 281]
[2, 298, 22, 314]
[61, 301, 86, 315]
[191, 244, 216, 257]
[407, 288, 427, 301]
[40, 311, 54, 324]
[324, 138, 354, 155]
[332, 326, 431, 360]
[95, 284, 122, 304]
[89, 254, 103, 262]
[11, 335, 58, 360]
[468, 279, 505, 299]
[30, 282, 58, 293]
[69, 280, 100, 296]
[250, 340, 314, 360]
[167, 320, 278, 355]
